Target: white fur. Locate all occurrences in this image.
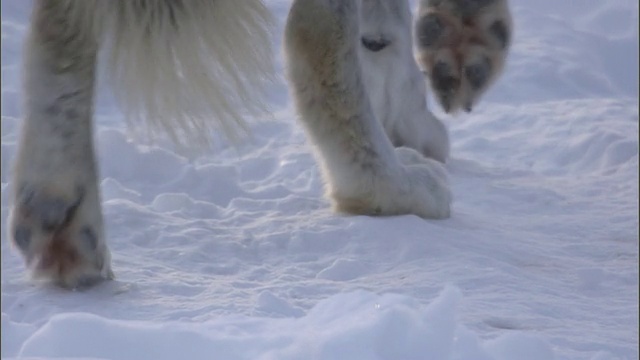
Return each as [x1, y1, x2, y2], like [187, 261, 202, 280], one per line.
[415, 0, 513, 113]
[84, 0, 276, 148]
[358, 0, 450, 162]
[10, 0, 276, 288]
[284, 0, 451, 218]
[10, 0, 112, 287]
[11, 0, 455, 288]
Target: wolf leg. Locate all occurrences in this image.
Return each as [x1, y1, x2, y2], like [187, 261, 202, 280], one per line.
[9, 0, 112, 288]
[284, 0, 451, 219]
[358, 0, 450, 163]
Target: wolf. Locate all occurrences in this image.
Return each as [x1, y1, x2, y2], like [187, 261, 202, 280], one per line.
[8, 0, 510, 288]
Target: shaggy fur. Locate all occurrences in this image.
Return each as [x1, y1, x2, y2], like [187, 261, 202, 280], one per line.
[283, 0, 451, 218]
[9, 0, 276, 288]
[9, 0, 512, 288]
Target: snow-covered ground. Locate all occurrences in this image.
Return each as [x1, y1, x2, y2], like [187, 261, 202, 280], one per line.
[1, 0, 638, 359]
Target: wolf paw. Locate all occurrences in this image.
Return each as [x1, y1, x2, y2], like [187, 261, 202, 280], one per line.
[396, 147, 451, 218]
[415, 0, 512, 113]
[9, 182, 113, 289]
[332, 148, 451, 219]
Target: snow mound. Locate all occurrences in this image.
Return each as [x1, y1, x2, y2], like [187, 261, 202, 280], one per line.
[13, 287, 556, 360]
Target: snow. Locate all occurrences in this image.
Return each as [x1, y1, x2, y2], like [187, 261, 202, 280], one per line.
[1, 0, 638, 359]
[4, 287, 559, 360]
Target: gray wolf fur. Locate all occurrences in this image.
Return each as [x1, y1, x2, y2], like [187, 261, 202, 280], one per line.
[10, 0, 510, 288]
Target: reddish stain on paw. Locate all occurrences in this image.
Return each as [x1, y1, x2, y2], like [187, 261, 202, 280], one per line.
[37, 232, 80, 279]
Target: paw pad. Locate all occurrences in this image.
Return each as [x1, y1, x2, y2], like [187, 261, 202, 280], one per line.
[465, 56, 492, 90]
[415, 0, 512, 113]
[432, 61, 460, 111]
[415, 13, 445, 48]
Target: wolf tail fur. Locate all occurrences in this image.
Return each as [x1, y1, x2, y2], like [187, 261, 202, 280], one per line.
[73, 0, 276, 148]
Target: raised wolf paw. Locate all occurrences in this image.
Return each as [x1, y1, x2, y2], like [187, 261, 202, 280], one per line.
[414, 0, 512, 113]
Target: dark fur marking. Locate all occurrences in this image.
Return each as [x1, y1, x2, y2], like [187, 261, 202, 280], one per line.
[80, 226, 98, 252]
[464, 102, 473, 112]
[465, 57, 492, 90]
[55, 89, 83, 103]
[13, 225, 32, 253]
[361, 37, 391, 52]
[41, 90, 87, 141]
[20, 187, 86, 232]
[432, 61, 459, 94]
[17, 184, 36, 208]
[454, 0, 495, 17]
[39, 198, 78, 232]
[432, 62, 459, 112]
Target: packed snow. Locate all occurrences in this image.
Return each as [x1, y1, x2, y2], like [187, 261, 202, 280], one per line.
[1, 0, 638, 359]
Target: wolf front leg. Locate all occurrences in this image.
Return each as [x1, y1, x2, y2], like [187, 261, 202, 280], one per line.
[358, 0, 450, 163]
[284, 0, 451, 219]
[9, 0, 113, 288]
